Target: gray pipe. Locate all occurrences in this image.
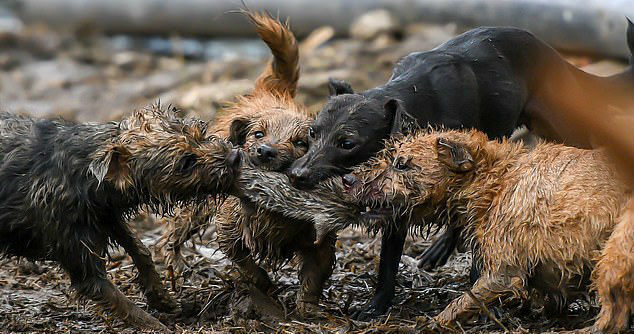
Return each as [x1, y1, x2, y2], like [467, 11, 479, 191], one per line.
[14, 0, 634, 58]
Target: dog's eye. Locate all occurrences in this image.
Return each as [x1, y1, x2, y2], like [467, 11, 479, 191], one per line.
[293, 139, 308, 148]
[339, 139, 356, 150]
[254, 131, 265, 139]
[394, 158, 410, 171]
[179, 153, 198, 173]
[308, 127, 315, 139]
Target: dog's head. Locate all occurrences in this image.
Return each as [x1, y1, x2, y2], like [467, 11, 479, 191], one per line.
[349, 130, 483, 224]
[226, 95, 311, 172]
[89, 104, 240, 205]
[288, 78, 417, 189]
[210, 11, 309, 173]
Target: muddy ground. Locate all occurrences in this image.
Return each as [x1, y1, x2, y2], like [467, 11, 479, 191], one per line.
[0, 13, 627, 334]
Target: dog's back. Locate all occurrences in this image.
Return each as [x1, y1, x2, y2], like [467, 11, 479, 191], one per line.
[480, 143, 628, 276]
[0, 112, 34, 158]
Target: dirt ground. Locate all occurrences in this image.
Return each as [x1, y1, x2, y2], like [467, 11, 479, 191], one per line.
[0, 14, 627, 334]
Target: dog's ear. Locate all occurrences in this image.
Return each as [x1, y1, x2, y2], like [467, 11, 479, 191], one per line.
[228, 118, 250, 146]
[328, 78, 354, 96]
[89, 144, 133, 190]
[436, 137, 475, 172]
[385, 98, 418, 136]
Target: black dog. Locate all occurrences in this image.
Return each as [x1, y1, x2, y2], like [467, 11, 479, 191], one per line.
[288, 21, 634, 319]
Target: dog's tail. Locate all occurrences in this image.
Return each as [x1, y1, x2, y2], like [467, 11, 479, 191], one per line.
[244, 10, 300, 98]
[625, 17, 634, 68]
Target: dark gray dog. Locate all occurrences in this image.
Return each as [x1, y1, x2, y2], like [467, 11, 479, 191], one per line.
[0, 106, 240, 330]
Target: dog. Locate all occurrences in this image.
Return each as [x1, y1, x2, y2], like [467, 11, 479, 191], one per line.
[161, 11, 337, 317]
[0, 105, 240, 330]
[286, 20, 634, 319]
[346, 129, 631, 333]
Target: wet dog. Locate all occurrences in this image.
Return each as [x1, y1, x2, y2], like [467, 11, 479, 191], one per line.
[287, 20, 634, 319]
[161, 12, 336, 317]
[0, 105, 240, 330]
[349, 129, 632, 333]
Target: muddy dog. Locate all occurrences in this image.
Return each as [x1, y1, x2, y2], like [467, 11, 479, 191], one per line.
[161, 12, 336, 317]
[287, 20, 634, 319]
[0, 105, 240, 330]
[343, 129, 631, 333]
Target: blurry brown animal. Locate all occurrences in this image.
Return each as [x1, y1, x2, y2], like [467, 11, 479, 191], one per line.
[0, 104, 240, 330]
[162, 11, 337, 317]
[348, 129, 633, 333]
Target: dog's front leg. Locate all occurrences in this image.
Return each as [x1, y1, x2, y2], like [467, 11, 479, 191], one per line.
[434, 273, 525, 326]
[110, 221, 178, 313]
[418, 226, 461, 270]
[352, 222, 407, 320]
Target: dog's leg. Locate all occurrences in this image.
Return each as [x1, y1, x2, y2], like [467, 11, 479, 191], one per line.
[592, 199, 634, 334]
[233, 244, 275, 293]
[434, 273, 525, 326]
[61, 241, 167, 330]
[216, 206, 274, 293]
[110, 222, 177, 313]
[159, 204, 213, 274]
[418, 226, 461, 270]
[353, 223, 408, 320]
[296, 231, 337, 318]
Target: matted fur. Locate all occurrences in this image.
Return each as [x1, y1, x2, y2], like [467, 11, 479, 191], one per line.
[162, 11, 336, 317]
[0, 104, 239, 330]
[350, 129, 632, 333]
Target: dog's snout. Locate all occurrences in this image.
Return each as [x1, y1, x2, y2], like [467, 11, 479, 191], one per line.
[257, 144, 277, 161]
[288, 167, 311, 188]
[227, 149, 241, 168]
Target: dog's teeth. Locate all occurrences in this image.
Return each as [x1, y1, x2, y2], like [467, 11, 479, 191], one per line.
[366, 206, 371, 212]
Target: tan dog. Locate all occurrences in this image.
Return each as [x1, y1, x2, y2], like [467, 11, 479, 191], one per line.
[348, 129, 632, 333]
[162, 11, 336, 317]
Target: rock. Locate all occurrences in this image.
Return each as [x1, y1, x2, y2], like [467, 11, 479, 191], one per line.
[112, 51, 154, 71]
[0, 7, 23, 34]
[349, 9, 399, 41]
[178, 79, 253, 109]
[299, 26, 335, 54]
[582, 59, 627, 76]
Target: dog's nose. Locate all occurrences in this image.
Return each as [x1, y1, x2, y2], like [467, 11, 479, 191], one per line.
[342, 174, 358, 188]
[288, 167, 310, 187]
[256, 144, 277, 161]
[227, 149, 241, 168]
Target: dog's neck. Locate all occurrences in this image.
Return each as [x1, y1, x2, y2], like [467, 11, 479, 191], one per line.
[445, 139, 526, 233]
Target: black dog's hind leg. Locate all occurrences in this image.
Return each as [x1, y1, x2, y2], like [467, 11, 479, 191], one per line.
[418, 227, 483, 284]
[60, 238, 167, 330]
[110, 222, 178, 312]
[353, 223, 408, 320]
[417, 226, 460, 270]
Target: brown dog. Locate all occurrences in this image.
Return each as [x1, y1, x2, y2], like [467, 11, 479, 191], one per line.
[345, 129, 631, 333]
[162, 11, 337, 317]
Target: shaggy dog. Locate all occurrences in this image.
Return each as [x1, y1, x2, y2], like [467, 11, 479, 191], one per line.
[162, 11, 336, 317]
[349, 129, 632, 333]
[0, 105, 240, 330]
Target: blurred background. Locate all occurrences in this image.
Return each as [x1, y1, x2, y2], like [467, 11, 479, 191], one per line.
[0, 1, 633, 333]
[0, 0, 631, 123]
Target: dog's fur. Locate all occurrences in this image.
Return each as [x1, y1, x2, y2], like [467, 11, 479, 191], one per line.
[350, 129, 632, 333]
[162, 12, 337, 317]
[0, 105, 240, 330]
[287, 20, 634, 319]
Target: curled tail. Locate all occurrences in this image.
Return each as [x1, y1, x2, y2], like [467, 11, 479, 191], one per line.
[244, 10, 300, 98]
